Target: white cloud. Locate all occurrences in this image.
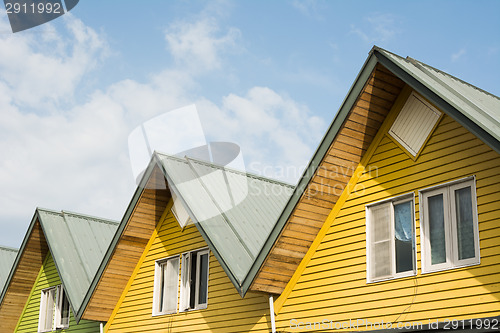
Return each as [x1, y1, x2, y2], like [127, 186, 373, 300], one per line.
[0, 14, 108, 110]
[451, 48, 466, 62]
[0, 9, 325, 248]
[351, 13, 400, 44]
[198, 87, 325, 183]
[165, 17, 241, 73]
[292, 0, 324, 20]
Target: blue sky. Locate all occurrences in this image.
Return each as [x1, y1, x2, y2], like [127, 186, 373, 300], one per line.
[0, 0, 499, 247]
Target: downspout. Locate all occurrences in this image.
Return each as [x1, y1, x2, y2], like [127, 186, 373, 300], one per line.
[100, 322, 104, 333]
[269, 294, 276, 333]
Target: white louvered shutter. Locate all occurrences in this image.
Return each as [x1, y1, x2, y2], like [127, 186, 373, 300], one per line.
[389, 93, 441, 156]
[369, 203, 392, 280]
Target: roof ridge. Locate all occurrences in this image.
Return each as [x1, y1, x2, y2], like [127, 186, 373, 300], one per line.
[155, 151, 295, 188]
[407, 56, 500, 101]
[37, 207, 119, 226]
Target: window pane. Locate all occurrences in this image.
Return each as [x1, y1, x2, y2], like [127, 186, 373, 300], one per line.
[162, 258, 179, 312]
[371, 205, 391, 242]
[369, 204, 391, 279]
[455, 187, 475, 260]
[394, 201, 414, 273]
[180, 254, 190, 311]
[44, 289, 55, 330]
[428, 194, 446, 265]
[198, 253, 209, 305]
[189, 254, 197, 309]
[61, 291, 70, 327]
[373, 242, 391, 277]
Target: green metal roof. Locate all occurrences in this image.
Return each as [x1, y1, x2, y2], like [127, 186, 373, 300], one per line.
[156, 153, 294, 295]
[36, 209, 119, 315]
[0, 246, 17, 293]
[244, 46, 500, 294]
[373, 46, 500, 154]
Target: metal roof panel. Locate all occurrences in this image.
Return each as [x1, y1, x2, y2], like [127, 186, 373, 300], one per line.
[37, 209, 119, 314]
[157, 153, 294, 287]
[0, 246, 17, 292]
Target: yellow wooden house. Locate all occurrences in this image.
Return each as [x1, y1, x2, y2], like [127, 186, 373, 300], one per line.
[250, 46, 500, 332]
[76, 153, 295, 332]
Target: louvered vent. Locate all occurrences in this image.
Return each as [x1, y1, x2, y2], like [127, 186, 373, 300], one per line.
[389, 92, 441, 156]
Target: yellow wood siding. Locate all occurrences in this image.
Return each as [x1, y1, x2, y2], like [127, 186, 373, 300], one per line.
[15, 252, 100, 333]
[106, 201, 273, 333]
[276, 109, 500, 331]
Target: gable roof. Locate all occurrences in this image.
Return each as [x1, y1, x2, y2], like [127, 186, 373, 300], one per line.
[80, 152, 294, 321]
[250, 46, 500, 296]
[157, 153, 294, 295]
[374, 47, 500, 154]
[0, 208, 118, 331]
[0, 246, 17, 293]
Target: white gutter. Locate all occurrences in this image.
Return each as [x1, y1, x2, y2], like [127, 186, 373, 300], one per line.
[269, 294, 276, 333]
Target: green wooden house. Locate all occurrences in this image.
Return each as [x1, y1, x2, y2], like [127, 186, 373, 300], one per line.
[0, 208, 119, 333]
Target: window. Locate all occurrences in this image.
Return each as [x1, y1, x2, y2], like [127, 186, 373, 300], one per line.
[389, 92, 441, 157]
[180, 249, 209, 311]
[152, 256, 180, 315]
[152, 248, 209, 316]
[38, 285, 70, 332]
[366, 194, 415, 282]
[420, 177, 480, 273]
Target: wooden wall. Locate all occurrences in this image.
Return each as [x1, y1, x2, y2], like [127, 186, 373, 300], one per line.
[106, 201, 273, 333]
[275, 96, 500, 330]
[83, 165, 169, 321]
[15, 252, 100, 333]
[252, 64, 405, 295]
[0, 220, 49, 332]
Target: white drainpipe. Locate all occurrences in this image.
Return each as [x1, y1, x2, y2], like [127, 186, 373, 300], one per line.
[100, 322, 104, 333]
[269, 294, 276, 333]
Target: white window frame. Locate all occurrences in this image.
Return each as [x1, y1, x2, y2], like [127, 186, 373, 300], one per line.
[179, 248, 209, 312]
[152, 255, 180, 316]
[419, 176, 480, 273]
[38, 285, 70, 332]
[366, 193, 416, 283]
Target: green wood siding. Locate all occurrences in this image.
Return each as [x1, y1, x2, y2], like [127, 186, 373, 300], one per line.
[15, 252, 101, 333]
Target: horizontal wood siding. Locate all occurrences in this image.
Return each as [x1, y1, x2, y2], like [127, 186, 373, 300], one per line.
[15, 252, 100, 333]
[252, 64, 405, 294]
[106, 203, 272, 333]
[276, 112, 500, 330]
[0, 220, 49, 332]
[83, 166, 169, 321]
